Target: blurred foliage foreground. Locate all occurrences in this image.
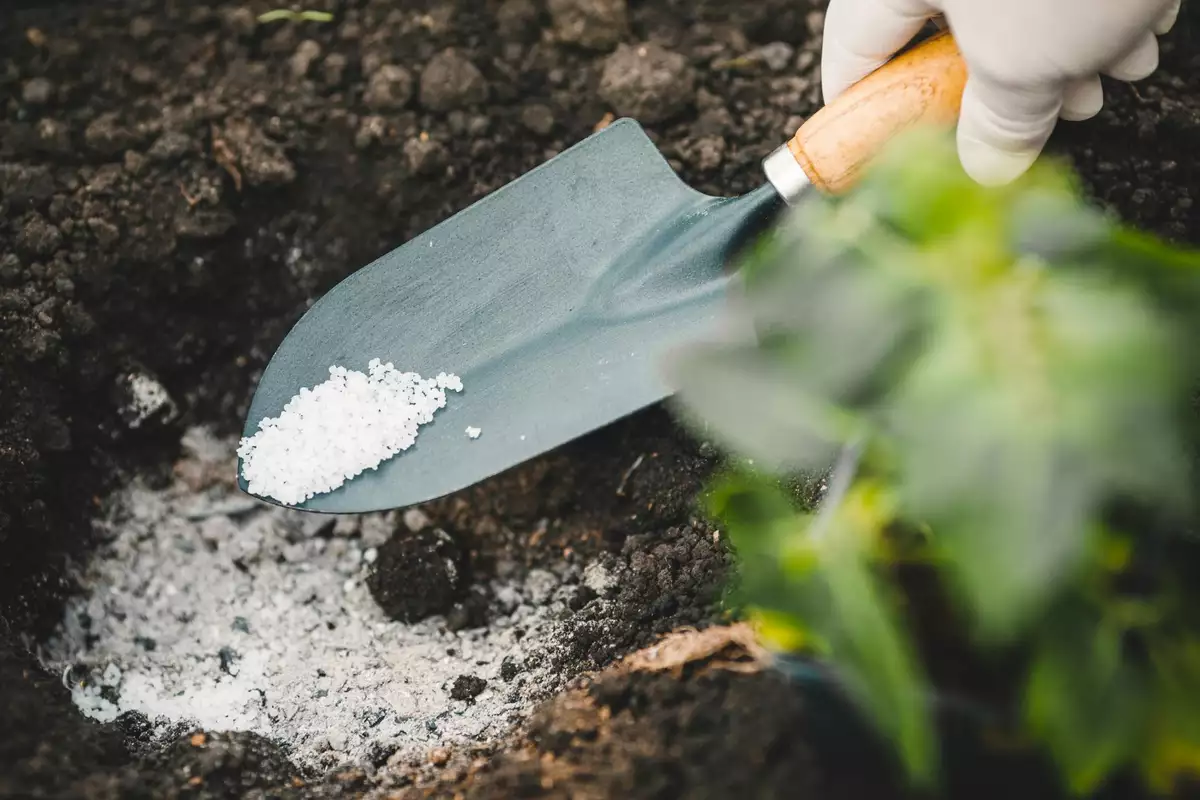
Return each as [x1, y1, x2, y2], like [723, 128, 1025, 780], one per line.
[669, 129, 1200, 796]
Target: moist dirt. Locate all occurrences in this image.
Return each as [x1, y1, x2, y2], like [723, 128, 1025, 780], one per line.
[3, 0, 1200, 798]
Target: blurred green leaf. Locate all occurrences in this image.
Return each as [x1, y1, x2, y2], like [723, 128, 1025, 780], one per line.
[674, 125, 1200, 793]
[711, 475, 937, 785]
[889, 268, 1189, 637]
[744, 207, 932, 405]
[705, 469, 797, 533]
[706, 471, 825, 607]
[1141, 639, 1200, 793]
[258, 8, 334, 23]
[1010, 186, 1109, 260]
[1024, 604, 1150, 795]
[669, 343, 860, 474]
[816, 523, 936, 785]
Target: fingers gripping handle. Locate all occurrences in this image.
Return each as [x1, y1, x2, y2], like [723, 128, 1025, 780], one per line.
[764, 30, 968, 203]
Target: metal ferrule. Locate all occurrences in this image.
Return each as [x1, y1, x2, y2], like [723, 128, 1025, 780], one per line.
[762, 143, 813, 206]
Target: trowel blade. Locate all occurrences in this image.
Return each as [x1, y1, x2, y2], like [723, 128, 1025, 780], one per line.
[239, 118, 782, 513]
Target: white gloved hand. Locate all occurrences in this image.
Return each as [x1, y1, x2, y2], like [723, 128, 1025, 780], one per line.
[820, 0, 1182, 185]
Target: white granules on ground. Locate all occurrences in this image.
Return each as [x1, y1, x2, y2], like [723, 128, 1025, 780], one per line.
[237, 360, 463, 506]
[39, 427, 575, 773]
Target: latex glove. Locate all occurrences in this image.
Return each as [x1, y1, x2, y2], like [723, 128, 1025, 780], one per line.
[820, 0, 1183, 185]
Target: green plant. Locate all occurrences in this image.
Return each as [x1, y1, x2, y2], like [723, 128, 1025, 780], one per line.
[257, 8, 334, 24]
[669, 127, 1200, 795]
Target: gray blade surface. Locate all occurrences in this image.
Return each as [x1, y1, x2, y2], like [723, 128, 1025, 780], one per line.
[239, 118, 780, 513]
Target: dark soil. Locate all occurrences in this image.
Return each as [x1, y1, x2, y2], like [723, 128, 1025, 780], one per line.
[449, 674, 489, 702]
[386, 655, 1076, 800]
[2, 0, 1200, 798]
[424, 667, 836, 800]
[366, 526, 467, 623]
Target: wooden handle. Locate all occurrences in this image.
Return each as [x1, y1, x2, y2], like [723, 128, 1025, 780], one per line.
[789, 30, 967, 195]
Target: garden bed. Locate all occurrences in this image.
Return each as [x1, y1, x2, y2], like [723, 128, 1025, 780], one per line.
[2, 0, 1200, 797]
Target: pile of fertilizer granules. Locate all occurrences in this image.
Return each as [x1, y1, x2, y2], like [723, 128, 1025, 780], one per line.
[237, 360, 464, 506]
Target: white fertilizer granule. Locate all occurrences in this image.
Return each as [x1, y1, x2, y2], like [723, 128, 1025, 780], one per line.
[465, 426, 482, 439]
[237, 359, 464, 505]
[40, 427, 580, 773]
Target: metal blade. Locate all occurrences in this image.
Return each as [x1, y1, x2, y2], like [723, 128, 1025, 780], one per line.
[239, 118, 782, 513]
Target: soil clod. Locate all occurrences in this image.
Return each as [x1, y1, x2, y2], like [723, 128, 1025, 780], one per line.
[450, 675, 488, 702]
[364, 64, 415, 111]
[599, 43, 696, 123]
[548, 0, 629, 51]
[213, 117, 296, 189]
[420, 49, 490, 112]
[368, 526, 468, 624]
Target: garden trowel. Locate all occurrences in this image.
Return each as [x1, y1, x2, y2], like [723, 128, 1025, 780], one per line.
[240, 31, 967, 513]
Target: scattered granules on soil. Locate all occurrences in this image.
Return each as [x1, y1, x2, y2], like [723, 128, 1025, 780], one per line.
[39, 427, 578, 773]
[237, 360, 463, 506]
